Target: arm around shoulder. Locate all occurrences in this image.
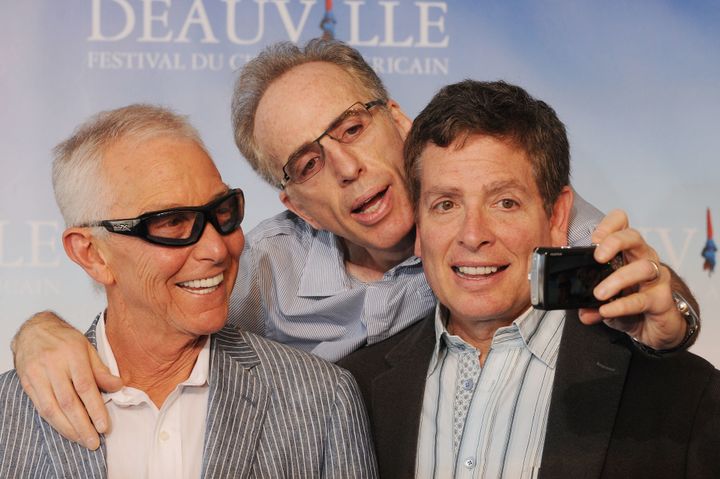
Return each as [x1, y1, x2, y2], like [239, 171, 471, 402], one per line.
[10, 310, 121, 450]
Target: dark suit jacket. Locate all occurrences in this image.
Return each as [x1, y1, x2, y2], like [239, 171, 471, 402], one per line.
[340, 311, 720, 478]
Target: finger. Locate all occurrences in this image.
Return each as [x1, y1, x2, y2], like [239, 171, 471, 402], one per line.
[51, 359, 102, 450]
[578, 308, 602, 325]
[18, 368, 83, 445]
[594, 259, 663, 300]
[590, 209, 629, 245]
[601, 316, 643, 337]
[597, 290, 653, 318]
[90, 348, 123, 394]
[594, 228, 652, 264]
[85, 348, 121, 434]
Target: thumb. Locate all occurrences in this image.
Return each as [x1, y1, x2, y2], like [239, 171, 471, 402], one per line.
[88, 346, 123, 392]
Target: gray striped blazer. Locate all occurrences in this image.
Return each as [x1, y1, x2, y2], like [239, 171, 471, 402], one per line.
[0, 321, 378, 478]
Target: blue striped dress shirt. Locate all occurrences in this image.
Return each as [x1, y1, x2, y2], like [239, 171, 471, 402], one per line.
[416, 305, 566, 479]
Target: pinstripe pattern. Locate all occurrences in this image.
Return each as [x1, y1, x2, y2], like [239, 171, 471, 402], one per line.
[229, 193, 601, 362]
[0, 321, 377, 478]
[416, 307, 565, 478]
[202, 327, 377, 478]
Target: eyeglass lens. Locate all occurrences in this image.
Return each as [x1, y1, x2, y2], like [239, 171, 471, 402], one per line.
[145, 192, 242, 243]
[286, 103, 375, 184]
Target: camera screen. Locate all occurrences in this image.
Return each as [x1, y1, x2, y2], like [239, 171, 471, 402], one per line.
[544, 260, 612, 309]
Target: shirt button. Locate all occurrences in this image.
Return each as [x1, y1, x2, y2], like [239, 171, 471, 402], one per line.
[464, 458, 476, 469]
[463, 379, 474, 390]
[159, 431, 170, 442]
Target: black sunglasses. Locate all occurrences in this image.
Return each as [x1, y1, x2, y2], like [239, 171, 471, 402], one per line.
[77, 188, 245, 246]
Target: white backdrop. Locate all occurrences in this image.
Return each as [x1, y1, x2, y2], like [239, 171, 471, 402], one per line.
[1, 0, 718, 372]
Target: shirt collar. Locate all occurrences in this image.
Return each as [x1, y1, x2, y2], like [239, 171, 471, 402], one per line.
[426, 303, 565, 376]
[297, 229, 422, 297]
[96, 312, 210, 406]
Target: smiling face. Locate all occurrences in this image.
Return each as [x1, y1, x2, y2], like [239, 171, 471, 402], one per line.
[96, 136, 244, 341]
[415, 134, 572, 330]
[253, 61, 416, 259]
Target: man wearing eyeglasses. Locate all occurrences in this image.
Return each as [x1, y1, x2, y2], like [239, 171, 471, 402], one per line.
[11, 39, 700, 449]
[0, 104, 378, 478]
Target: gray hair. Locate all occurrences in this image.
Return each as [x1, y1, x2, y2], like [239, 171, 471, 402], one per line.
[231, 39, 388, 187]
[52, 104, 207, 227]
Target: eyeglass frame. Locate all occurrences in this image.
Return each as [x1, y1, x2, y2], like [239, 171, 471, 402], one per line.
[279, 99, 386, 189]
[75, 188, 245, 247]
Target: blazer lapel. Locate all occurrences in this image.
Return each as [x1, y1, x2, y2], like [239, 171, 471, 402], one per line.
[539, 312, 631, 479]
[372, 316, 436, 479]
[201, 328, 270, 479]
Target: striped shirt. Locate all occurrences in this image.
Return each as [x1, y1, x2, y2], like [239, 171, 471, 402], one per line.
[228, 192, 601, 362]
[416, 305, 566, 479]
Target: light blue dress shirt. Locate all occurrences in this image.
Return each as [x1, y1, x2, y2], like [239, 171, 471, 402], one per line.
[227, 192, 601, 361]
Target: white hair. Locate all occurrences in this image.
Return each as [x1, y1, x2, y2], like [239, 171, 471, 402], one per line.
[52, 104, 207, 227]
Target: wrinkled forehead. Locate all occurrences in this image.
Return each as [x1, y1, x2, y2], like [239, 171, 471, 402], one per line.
[253, 62, 372, 168]
[103, 135, 224, 214]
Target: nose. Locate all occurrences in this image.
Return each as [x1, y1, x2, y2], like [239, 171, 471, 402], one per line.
[193, 220, 231, 263]
[321, 138, 364, 185]
[458, 207, 493, 251]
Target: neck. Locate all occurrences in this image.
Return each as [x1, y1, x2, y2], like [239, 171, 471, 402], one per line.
[341, 231, 415, 282]
[104, 308, 206, 407]
[446, 314, 516, 367]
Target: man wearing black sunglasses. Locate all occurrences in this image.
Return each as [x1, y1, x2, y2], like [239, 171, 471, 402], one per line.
[77, 189, 245, 247]
[12, 39, 700, 449]
[0, 104, 377, 477]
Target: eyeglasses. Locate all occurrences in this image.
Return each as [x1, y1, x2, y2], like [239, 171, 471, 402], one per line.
[280, 99, 386, 188]
[77, 188, 245, 246]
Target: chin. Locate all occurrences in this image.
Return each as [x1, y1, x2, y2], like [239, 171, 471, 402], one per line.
[191, 309, 229, 335]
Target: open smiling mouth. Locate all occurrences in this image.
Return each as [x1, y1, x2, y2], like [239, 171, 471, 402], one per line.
[453, 265, 509, 278]
[177, 272, 224, 295]
[351, 187, 389, 215]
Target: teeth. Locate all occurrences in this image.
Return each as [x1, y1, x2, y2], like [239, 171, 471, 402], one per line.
[354, 189, 386, 215]
[359, 199, 382, 215]
[457, 266, 498, 276]
[178, 272, 224, 291]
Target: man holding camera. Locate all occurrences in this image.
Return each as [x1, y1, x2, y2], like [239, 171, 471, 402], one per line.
[340, 80, 720, 479]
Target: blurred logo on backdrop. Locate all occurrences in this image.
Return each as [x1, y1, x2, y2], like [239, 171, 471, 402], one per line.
[703, 208, 716, 276]
[86, 0, 450, 75]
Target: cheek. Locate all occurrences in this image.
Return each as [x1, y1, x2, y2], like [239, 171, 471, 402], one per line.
[133, 251, 186, 297]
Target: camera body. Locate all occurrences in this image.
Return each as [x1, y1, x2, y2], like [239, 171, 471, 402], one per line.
[530, 245, 623, 310]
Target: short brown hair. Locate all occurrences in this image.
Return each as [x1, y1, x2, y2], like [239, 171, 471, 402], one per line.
[404, 80, 570, 215]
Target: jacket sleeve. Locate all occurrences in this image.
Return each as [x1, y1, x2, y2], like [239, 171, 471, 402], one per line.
[323, 369, 379, 478]
[687, 369, 720, 478]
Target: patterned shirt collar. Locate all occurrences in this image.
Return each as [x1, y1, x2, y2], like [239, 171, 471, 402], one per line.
[427, 303, 564, 375]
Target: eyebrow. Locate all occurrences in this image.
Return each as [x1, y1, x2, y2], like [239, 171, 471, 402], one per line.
[285, 105, 358, 164]
[140, 185, 231, 213]
[286, 140, 319, 165]
[422, 179, 529, 200]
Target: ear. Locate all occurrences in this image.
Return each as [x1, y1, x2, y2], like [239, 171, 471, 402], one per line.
[62, 228, 115, 286]
[279, 190, 322, 230]
[549, 186, 574, 247]
[414, 233, 422, 258]
[385, 99, 413, 140]
[414, 222, 422, 258]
